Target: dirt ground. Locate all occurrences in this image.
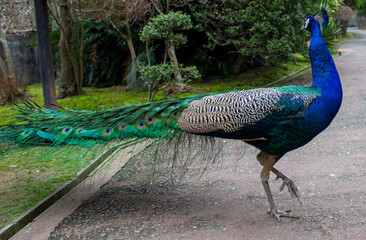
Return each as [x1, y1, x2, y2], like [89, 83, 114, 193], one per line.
[13, 29, 366, 240]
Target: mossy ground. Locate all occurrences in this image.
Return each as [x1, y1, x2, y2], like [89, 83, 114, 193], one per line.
[0, 146, 103, 229]
[0, 57, 310, 230]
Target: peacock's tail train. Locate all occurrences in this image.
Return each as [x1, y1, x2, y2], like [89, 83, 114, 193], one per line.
[0, 96, 247, 183]
[0, 95, 208, 148]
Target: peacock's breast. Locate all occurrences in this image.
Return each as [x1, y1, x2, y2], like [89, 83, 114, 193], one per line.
[256, 98, 333, 155]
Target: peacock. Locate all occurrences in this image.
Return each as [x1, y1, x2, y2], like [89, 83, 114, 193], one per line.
[0, 9, 342, 221]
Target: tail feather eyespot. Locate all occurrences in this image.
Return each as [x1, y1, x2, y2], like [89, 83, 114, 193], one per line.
[62, 127, 72, 134]
[145, 116, 156, 125]
[137, 121, 146, 130]
[103, 128, 113, 136]
[21, 130, 32, 136]
[118, 123, 128, 131]
[171, 112, 181, 119]
[75, 128, 85, 135]
[170, 104, 180, 109]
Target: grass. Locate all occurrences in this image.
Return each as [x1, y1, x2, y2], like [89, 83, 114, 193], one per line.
[336, 32, 356, 41]
[0, 146, 103, 229]
[0, 56, 310, 230]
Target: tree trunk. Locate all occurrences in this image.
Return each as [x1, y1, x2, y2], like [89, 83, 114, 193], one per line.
[126, 36, 136, 60]
[125, 23, 136, 60]
[57, 0, 78, 99]
[340, 20, 348, 37]
[0, 57, 24, 102]
[230, 54, 248, 75]
[34, 0, 57, 109]
[0, 29, 16, 80]
[167, 44, 182, 84]
[111, 21, 136, 60]
[0, 27, 25, 103]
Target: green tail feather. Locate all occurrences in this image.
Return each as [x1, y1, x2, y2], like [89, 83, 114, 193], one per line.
[0, 95, 209, 147]
[0, 96, 249, 186]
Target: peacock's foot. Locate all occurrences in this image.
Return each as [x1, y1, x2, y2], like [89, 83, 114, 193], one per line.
[258, 153, 303, 222]
[274, 170, 304, 205]
[267, 208, 300, 222]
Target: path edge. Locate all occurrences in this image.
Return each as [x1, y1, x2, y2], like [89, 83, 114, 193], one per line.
[0, 149, 114, 240]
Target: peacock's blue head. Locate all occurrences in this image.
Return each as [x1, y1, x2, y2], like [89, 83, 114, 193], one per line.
[303, 15, 314, 32]
[303, 8, 329, 32]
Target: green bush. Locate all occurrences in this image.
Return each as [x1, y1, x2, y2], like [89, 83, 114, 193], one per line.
[83, 20, 130, 87]
[191, 0, 316, 65]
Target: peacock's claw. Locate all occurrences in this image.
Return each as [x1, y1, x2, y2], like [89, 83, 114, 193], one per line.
[273, 171, 304, 205]
[267, 208, 300, 222]
[280, 176, 304, 205]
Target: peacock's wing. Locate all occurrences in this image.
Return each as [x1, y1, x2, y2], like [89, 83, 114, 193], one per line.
[177, 86, 323, 139]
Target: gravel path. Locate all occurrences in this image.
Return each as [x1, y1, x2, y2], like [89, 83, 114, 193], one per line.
[16, 29, 366, 240]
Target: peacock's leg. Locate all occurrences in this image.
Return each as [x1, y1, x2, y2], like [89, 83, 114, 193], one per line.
[256, 152, 303, 205]
[257, 152, 300, 221]
[270, 168, 303, 205]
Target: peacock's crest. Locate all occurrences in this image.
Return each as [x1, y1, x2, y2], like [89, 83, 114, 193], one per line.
[322, 8, 329, 29]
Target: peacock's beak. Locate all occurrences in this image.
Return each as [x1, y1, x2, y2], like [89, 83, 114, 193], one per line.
[303, 18, 310, 30]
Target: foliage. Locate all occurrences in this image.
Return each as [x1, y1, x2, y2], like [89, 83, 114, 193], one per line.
[321, 19, 341, 53]
[125, 51, 155, 91]
[315, 0, 343, 15]
[82, 0, 152, 89]
[139, 63, 174, 86]
[139, 63, 200, 101]
[140, 11, 193, 46]
[0, 0, 35, 32]
[191, 0, 316, 65]
[176, 29, 236, 78]
[140, 11, 198, 101]
[83, 0, 151, 60]
[355, 0, 366, 15]
[84, 0, 151, 28]
[83, 20, 129, 87]
[180, 66, 201, 81]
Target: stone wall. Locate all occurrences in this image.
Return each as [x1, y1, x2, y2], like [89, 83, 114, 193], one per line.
[357, 16, 366, 29]
[0, 31, 41, 86]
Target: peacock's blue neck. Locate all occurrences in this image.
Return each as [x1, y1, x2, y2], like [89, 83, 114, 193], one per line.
[310, 22, 322, 39]
[309, 20, 342, 118]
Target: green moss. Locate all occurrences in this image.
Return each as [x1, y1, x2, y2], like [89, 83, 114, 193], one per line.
[187, 58, 309, 94]
[336, 32, 356, 41]
[0, 145, 103, 229]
